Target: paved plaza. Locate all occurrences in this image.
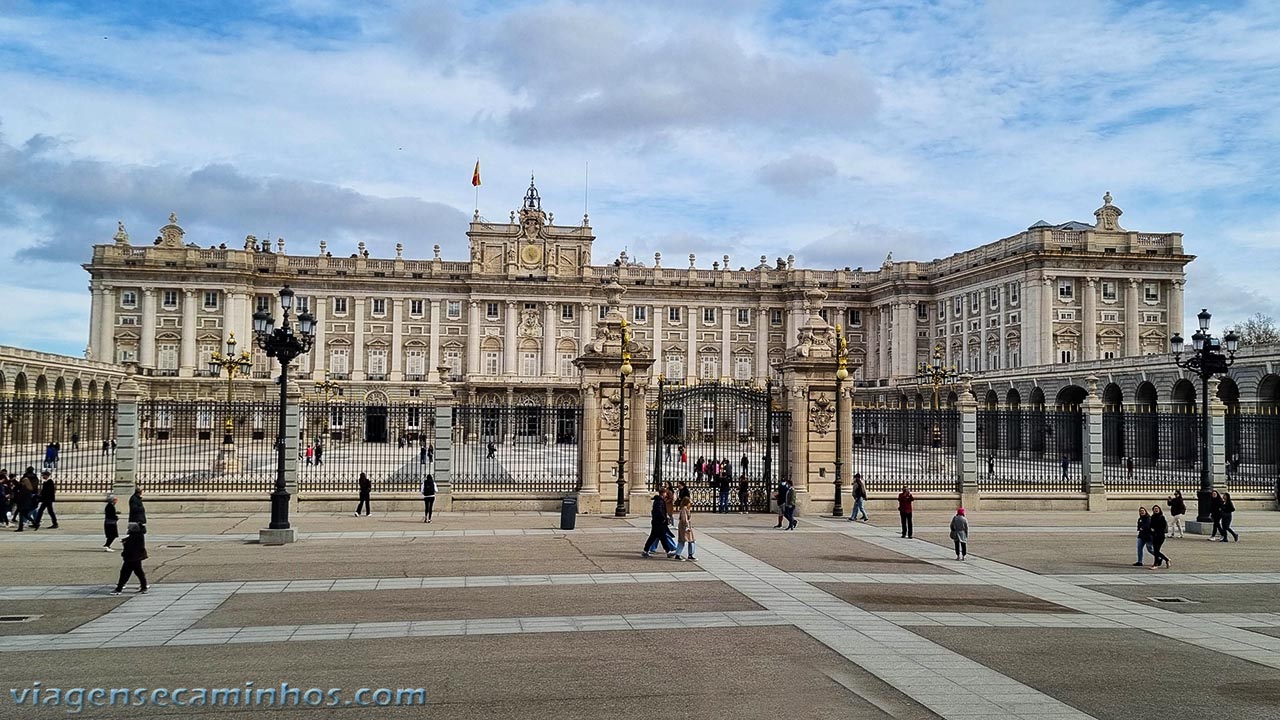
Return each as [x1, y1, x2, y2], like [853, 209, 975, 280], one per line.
[2, 508, 1280, 718]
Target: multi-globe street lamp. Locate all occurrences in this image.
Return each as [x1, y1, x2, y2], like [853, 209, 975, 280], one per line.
[615, 318, 634, 517]
[1171, 308, 1239, 523]
[832, 325, 849, 517]
[208, 333, 252, 454]
[315, 371, 342, 441]
[251, 286, 316, 534]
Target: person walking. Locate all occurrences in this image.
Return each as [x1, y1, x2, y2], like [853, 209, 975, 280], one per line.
[986, 453, 995, 478]
[35, 470, 58, 529]
[642, 492, 676, 557]
[419, 445, 427, 465]
[773, 479, 793, 530]
[305, 444, 314, 466]
[71, 433, 80, 450]
[737, 473, 749, 514]
[1208, 490, 1224, 540]
[848, 473, 868, 522]
[103, 494, 120, 551]
[486, 441, 497, 459]
[740, 452, 749, 476]
[1219, 492, 1239, 542]
[427, 442, 435, 464]
[1060, 454, 1069, 481]
[1148, 505, 1170, 568]
[1126, 456, 1135, 480]
[354, 472, 372, 516]
[897, 487, 915, 539]
[421, 474, 436, 523]
[0, 474, 11, 528]
[678, 445, 686, 464]
[773, 477, 790, 529]
[102, 439, 111, 456]
[672, 495, 696, 561]
[110, 522, 149, 595]
[313, 441, 323, 465]
[128, 486, 147, 527]
[660, 483, 675, 526]
[1166, 491, 1186, 538]
[950, 508, 969, 560]
[716, 468, 730, 514]
[13, 468, 37, 532]
[1134, 506, 1151, 566]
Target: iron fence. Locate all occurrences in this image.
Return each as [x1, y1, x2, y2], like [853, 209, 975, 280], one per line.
[646, 381, 779, 512]
[852, 406, 958, 493]
[451, 405, 580, 492]
[1227, 408, 1279, 492]
[298, 402, 437, 492]
[1103, 406, 1201, 493]
[136, 400, 279, 493]
[0, 398, 118, 493]
[976, 407, 1083, 492]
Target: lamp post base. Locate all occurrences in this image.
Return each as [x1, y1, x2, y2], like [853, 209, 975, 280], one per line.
[1194, 487, 1214, 524]
[1183, 520, 1217, 536]
[259, 527, 297, 545]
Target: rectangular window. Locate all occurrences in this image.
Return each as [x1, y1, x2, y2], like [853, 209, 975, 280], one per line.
[770, 309, 782, 325]
[1009, 282, 1020, 305]
[1143, 312, 1161, 323]
[599, 305, 608, 320]
[203, 291, 219, 309]
[157, 344, 179, 372]
[969, 293, 979, 313]
[1103, 350, 1116, 359]
[162, 290, 178, 308]
[520, 351, 538, 377]
[483, 351, 500, 375]
[1056, 310, 1076, 321]
[848, 309, 862, 326]
[1101, 311, 1119, 322]
[1101, 281, 1117, 302]
[669, 306, 682, 324]
[333, 297, 348, 315]
[256, 295, 271, 312]
[121, 291, 137, 308]
[486, 302, 499, 320]
[409, 299, 424, 316]
[443, 349, 462, 378]
[953, 297, 962, 315]
[634, 306, 648, 322]
[372, 298, 387, 316]
[818, 308, 829, 323]
[329, 349, 349, 375]
[446, 301, 461, 319]
[989, 289, 999, 310]
[1060, 350, 1074, 364]
[367, 349, 387, 376]
[118, 348, 137, 363]
[737, 308, 750, 325]
[524, 302, 537, 311]
[296, 296, 309, 314]
[405, 350, 426, 377]
[699, 355, 718, 379]
[559, 353, 577, 377]
[665, 356, 685, 380]
[917, 302, 928, 320]
[1144, 282, 1160, 302]
[937, 302, 946, 320]
[702, 307, 716, 324]
[1058, 280, 1074, 300]
[561, 304, 575, 321]
[734, 355, 752, 380]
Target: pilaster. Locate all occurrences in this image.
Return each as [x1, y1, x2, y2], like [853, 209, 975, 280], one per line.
[1081, 375, 1107, 511]
[431, 384, 455, 511]
[112, 375, 142, 497]
[956, 378, 980, 509]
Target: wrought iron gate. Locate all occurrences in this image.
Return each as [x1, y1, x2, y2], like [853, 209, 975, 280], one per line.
[647, 380, 781, 512]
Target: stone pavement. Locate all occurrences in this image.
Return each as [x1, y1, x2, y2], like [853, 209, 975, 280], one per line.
[2, 510, 1280, 718]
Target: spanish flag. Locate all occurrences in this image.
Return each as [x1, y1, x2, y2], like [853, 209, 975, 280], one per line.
[471, 160, 481, 187]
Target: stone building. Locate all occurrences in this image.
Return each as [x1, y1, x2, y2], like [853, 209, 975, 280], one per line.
[82, 183, 1190, 405]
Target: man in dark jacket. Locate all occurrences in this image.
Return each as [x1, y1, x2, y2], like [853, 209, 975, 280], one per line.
[642, 493, 676, 557]
[14, 469, 37, 532]
[128, 487, 147, 527]
[897, 487, 915, 539]
[34, 471, 58, 529]
[111, 522, 149, 595]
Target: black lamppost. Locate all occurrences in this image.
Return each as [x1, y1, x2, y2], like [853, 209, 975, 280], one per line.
[615, 318, 634, 517]
[832, 325, 849, 517]
[1171, 308, 1239, 523]
[252, 286, 316, 532]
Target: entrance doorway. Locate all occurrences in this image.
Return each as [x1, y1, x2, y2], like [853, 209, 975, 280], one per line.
[365, 406, 388, 443]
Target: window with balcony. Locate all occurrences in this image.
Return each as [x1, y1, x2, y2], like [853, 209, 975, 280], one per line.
[665, 356, 685, 380]
[256, 295, 271, 312]
[405, 350, 426, 379]
[559, 353, 577, 377]
[483, 351, 500, 375]
[520, 352, 538, 377]
[734, 354, 752, 380]
[367, 349, 387, 378]
[329, 349, 349, 375]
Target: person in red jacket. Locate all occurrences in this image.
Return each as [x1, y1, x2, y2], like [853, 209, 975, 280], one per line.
[897, 487, 915, 539]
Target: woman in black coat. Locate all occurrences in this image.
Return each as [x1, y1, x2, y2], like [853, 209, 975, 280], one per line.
[1208, 490, 1224, 540]
[112, 522, 149, 595]
[1219, 492, 1239, 542]
[103, 494, 120, 551]
[1133, 506, 1151, 566]
[1148, 506, 1170, 568]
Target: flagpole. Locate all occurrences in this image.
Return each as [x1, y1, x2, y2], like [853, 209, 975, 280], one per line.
[474, 157, 480, 217]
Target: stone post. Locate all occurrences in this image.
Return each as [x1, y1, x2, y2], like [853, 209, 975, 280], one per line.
[112, 375, 142, 498]
[577, 381, 602, 513]
[1207, 376, 1227, 492]
[956, 376, 979, 510]
[284, 382, 301, 501]
[1081, 375, 1107, 512]
[627, 375, 652, 513]
[430, 382, 455, 512]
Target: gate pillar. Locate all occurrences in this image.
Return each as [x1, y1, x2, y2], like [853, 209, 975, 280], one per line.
[574, 280, 654, 515]
[778, 290, 863, 516]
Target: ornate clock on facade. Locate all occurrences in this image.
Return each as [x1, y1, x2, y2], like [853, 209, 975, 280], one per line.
[520, 243, 543, 267]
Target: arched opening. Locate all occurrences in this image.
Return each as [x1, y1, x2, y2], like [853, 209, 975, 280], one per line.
[1103, 383, 1124, 466]
[1051, 386, 1085, 463]
[979, 390, 999, 452]
[1131, 381, 1158, 466]
[1170, 379, 1197, 467]
[1253, 374, 1279, 470]
[1218, 377, 1241, 468]
[1055, 385, 1086, 409]
[1028, 387, 1046, 455]
[1004, 389, 1022, 456]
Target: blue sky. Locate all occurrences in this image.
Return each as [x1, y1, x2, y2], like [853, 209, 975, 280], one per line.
[2, 0, 1278, 356]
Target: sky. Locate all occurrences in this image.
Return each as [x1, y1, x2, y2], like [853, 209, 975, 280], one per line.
[2, 0, 1279, 356]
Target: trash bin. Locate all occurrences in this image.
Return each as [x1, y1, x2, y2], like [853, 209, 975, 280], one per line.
[560, 496, 578, 530]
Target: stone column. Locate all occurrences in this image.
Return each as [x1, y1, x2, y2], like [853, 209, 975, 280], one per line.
[956, 379, 979, 509]
[1207, 376, 1227, 491]
[503, 300, 517, 375]
[179, 290, 198, 377]
[1081, 375, 1106, 511]
[720, 307, 732, 379]
[626, 375, 652, 512]
[98, 286, 116, 363]
[685, 305, 697, 379]
[878, 305, 891, 380]
[428, 299, 442, 383]
[1083, 277, 1097, 361]
[653, 304, 664, 372]
[140, 288, 157, 370]
[788, 385, 810, 506]
[579, 302, 593, 355]
[1169, 279, 1185, 340]
[430, 384, 454, 511]
[1040, 276, 1054, 365]
[284, 382, 301, 497]
[542, 301, 556, 375]
[112, 376, 141, 497]
[904, 300, 918, 374]
[352, 298, 366, 379]
[755, 303, 768, 383]
[578, 381, 602, 513]
[87, 284, 102, 361]
[467, 300, 481, 375]
[1125, 280, 1140, 357]
[312, 297, 328, 380]
[390, 298, 404, 381]
[223, 290, 240, 345]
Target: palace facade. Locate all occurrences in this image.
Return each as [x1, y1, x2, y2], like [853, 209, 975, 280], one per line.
[82, 181, 1190, 404]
